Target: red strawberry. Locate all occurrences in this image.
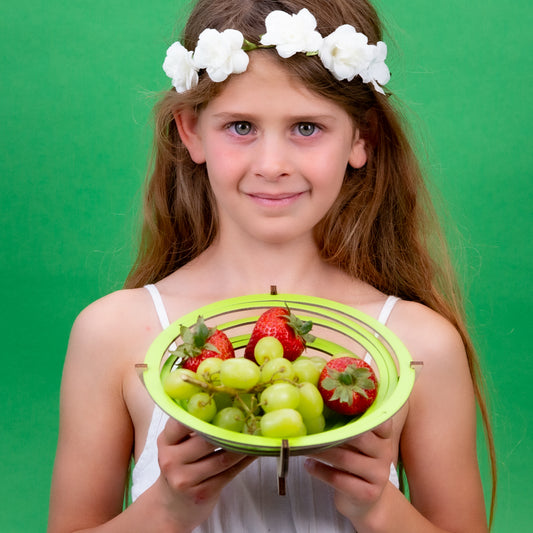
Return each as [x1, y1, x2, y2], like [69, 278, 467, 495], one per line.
[244, 306, 315, 362]
[318, 357, 377, 415]
[174, 316, 235, 372]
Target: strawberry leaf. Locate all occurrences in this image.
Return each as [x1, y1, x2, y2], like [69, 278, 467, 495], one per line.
[203, 342, 220, 354]
[172, 316, 219, 360]
[284, 305, 316, 344]
[320, 376, 342, 392]
[321, 366, 375, 405]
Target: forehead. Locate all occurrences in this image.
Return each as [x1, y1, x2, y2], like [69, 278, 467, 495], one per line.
[202, 52, 350, 118]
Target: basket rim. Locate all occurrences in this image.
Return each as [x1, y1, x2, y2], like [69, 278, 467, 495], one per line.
[142, 293, 416, 455]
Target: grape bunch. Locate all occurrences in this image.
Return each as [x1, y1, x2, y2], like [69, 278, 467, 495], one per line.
[163, 336, 328, 438]
[161, 306, 378, 439]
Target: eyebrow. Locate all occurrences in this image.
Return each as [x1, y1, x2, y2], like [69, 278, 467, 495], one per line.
[211, 112, 337, 123]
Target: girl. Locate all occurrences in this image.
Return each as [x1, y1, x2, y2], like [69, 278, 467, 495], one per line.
[48, 0, 496, 532]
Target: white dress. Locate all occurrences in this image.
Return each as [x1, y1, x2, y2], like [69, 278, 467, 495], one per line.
[131, 285, 400, 532]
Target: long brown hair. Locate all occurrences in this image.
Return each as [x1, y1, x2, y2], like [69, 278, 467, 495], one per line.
[125, 0, 496, 525]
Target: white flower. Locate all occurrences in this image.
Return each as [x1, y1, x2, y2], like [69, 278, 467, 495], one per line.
[162, 41, 199, 93]
[319, 25, 374, 82]
[260, 8, 323, 58]
[162, 9, 390, 95]
[360, 41, 390, 94]
[193, 28, 249, 83]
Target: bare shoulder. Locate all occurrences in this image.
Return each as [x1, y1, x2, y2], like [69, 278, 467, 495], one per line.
[61, 287, 162, 407]
[61, 288, 153, 402]
[68, 288, 159, 365]
[387, 299, 467, 368]
[71, 288, 153, 339]
[385, 299, 475, 431]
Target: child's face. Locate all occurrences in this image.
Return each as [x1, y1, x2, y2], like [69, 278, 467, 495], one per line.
[177, 53, 367, 246]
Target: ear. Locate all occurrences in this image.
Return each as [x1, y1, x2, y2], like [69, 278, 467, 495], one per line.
[173, 108, 206, 164]
[348, 131, 367, 169]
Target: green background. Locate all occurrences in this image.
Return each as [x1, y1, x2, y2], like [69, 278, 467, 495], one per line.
[1, 1, 531, 531]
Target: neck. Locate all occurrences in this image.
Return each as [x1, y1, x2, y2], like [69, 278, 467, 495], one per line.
[191, 233, 338, 297]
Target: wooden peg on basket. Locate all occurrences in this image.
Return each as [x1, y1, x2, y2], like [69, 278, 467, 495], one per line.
[410, 360, 424, 379]
[135, 363, 148, 385]
[277, 439, 290, 495]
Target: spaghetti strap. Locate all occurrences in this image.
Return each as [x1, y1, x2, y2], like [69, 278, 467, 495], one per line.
[364, 295, 400, 365]
[145, 284, 171, 328]
[366, 294, 401, 488]
[131, 284, 177, 502]
[144, 284, 177, 351]
[377, 295, 400, 325]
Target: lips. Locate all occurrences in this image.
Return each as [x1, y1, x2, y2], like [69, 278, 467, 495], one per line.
[246, 191, 305, 207]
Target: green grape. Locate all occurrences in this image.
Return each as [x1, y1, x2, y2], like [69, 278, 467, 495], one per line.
[260, 358, 295, 384]
[254, 336, 284, 365]
[293, 358, 321, 386]
[260, 382, 300, 412]
[213, 407, 245, 432]
[303, 413, 326, 434]
[260, 408, 307, 438]
[220, 358, 261, 389]
[187, 392, 217, 422]
[297, 382, 324, 419]
[163, 368, 202, 400]
[308, 356, 327, 372]
[197, 357, 223, 385]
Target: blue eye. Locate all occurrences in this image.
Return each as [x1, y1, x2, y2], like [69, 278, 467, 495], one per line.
[297, 123, 317, 136]
[231, 121, 252, 135]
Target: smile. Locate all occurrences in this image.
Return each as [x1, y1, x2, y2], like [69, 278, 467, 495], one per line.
[246, 192, 306, 207]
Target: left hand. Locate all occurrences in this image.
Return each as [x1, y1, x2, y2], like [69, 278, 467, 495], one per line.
[304, 419, 394, 525]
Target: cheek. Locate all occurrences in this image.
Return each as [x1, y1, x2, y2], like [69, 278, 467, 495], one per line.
[203, 138, 244, 176]
[205, 154, 243, 195]
[309, 148, 348, 188]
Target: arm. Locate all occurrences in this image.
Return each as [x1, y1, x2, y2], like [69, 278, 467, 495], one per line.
[305, 302, 488, 532]
[48, 297, 135, 532]
[48, 293, 254, 533]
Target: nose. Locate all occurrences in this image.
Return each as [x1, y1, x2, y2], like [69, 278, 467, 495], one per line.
[252, 134, 292, 181]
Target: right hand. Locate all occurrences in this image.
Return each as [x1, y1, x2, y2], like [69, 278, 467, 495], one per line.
[155, 418, 255, 531]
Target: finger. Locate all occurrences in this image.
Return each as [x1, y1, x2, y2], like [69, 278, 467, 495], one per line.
[159, 418, 194, 445]
[184, 455, 256, 504]
[203, 452, 256, 484]
[171, 447, 255, 489]
[304, 458, 383, 505]
[339, 420, 394, 457]
[307, 446, 385, 485]
[158, 419, 222, 468]
[182, 436, 220, 464]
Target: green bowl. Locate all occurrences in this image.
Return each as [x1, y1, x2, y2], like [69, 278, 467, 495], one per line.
[142, 293, 416, 456]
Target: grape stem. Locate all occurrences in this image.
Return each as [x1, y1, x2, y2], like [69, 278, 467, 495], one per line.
[181, 373, 301, 396]
[180, 373, 261, 396]
[180, 373, 262, 424]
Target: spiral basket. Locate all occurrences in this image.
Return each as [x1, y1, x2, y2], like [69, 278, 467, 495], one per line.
[140, 292, 417, 457]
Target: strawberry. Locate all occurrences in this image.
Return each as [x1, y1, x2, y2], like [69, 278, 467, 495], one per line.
[244, 306, 315, 362]
[318, 357, 377, 415]
[173, 315, 235, 372]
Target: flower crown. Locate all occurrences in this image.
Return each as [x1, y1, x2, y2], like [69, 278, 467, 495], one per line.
[163, 8, 390, 95]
